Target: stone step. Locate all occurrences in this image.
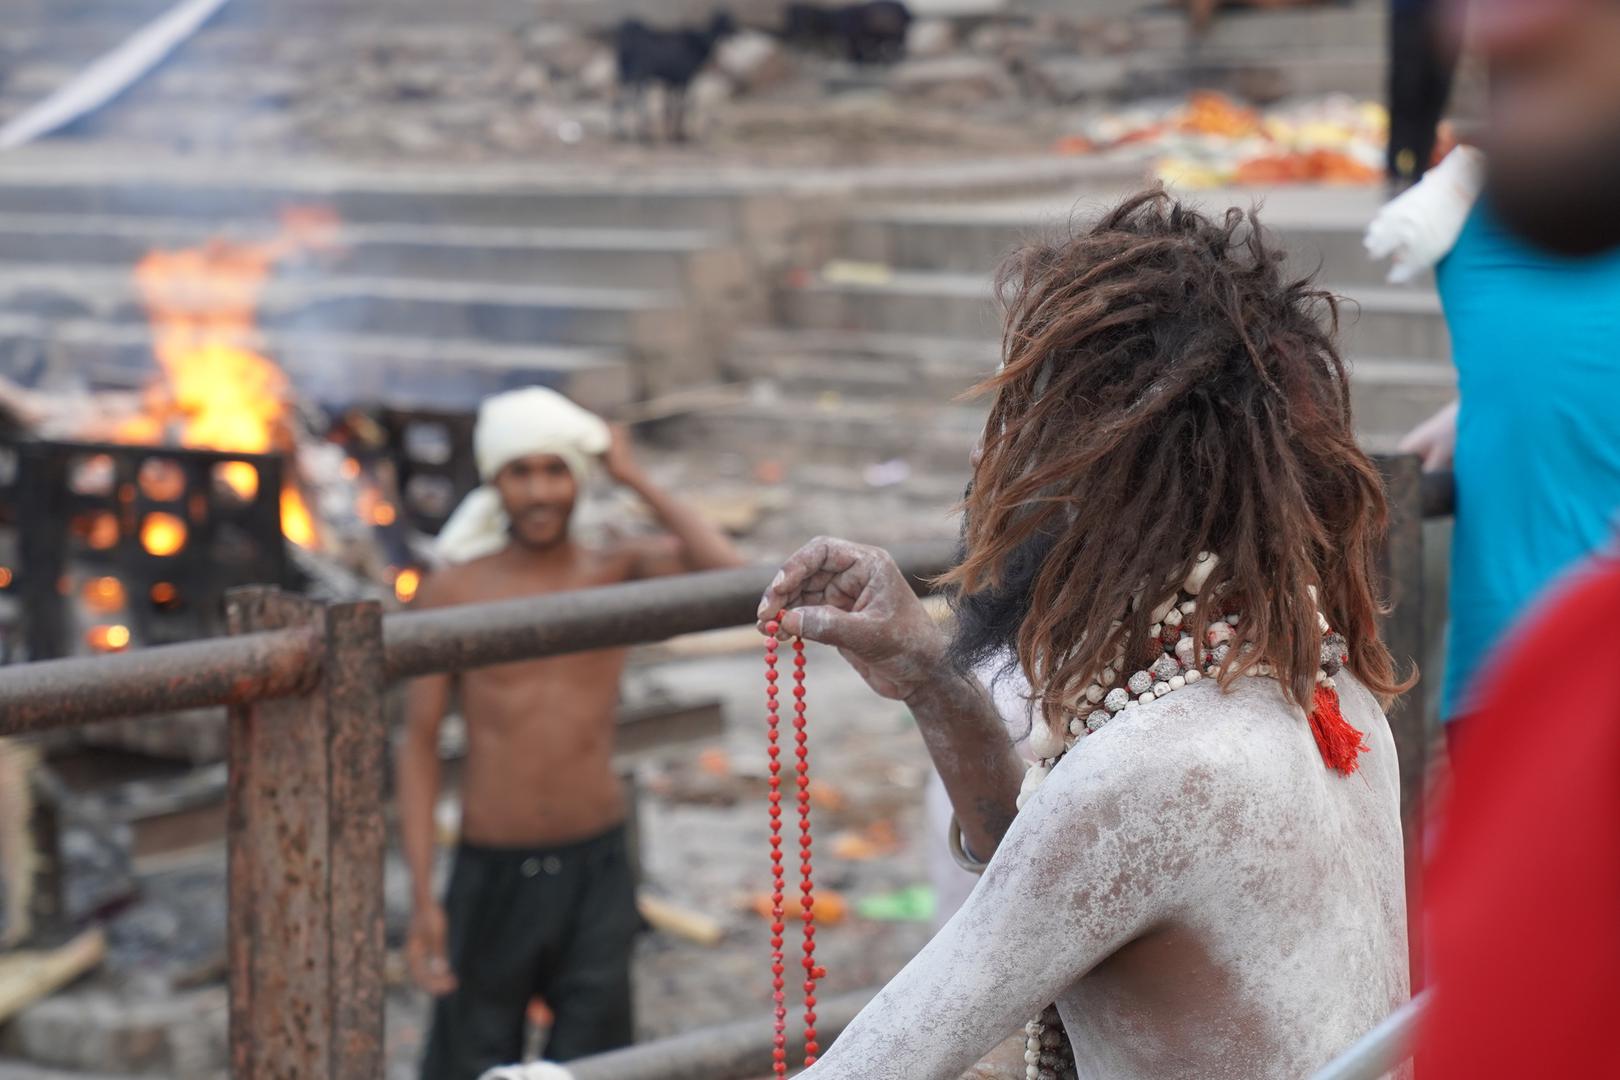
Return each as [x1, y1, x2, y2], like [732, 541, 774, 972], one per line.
[690, 393, 988, 472]
[1345, 355, 1456, 446]
[0, 1061, 141, 1079]
[1333, 285, 1447, 359]
[0, 213, 742, 292]
[5, 0, 212, 19]
[730, 326, 1452, 444]
[0, 173, 751, 232]
[731, 325, 998, 389]
[1131, 0, 1385, 55]
[778, 269, 1447, 359]
[779, 269, 1002, 340]
[0, 62, 311, 104]
[0, 260, 692, 348]
[0, 313, 636, 412]
[1032, 46, 1386, 104]
[0, 149, 1151, 238]
[835, 202, 1409, 287]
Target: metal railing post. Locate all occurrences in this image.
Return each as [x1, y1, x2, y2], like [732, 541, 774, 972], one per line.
[224, 588, 386, 1080]
[1375, 453, 1428, 988]
[1311, 991, 1432, 1080]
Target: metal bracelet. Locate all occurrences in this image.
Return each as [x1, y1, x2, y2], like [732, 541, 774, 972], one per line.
[947, 813, 989, 875]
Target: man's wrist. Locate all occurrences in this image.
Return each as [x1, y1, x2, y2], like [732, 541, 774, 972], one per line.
[901, 657, 975, 716]
[614, 467, 654, 495]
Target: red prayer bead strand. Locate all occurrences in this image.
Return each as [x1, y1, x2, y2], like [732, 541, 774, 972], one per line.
[765, 616, 823, 1073]
[763, 625, 789, 1076]
[791, 634, 823, 1065]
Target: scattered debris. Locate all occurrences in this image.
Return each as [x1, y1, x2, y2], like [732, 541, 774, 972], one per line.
[863, 458, 912, 488]
[830, 820, 901, 861]
[1060, 91, 1387, 188]
[750, 889, 848, 926]
[855, 884, 935, 923]
[638, 893, 725, 947]
[697, 748, 732, 778]
[715, 32, 794, 94]
[0, 928, 106, 1025]
[820, 260, 896, 287]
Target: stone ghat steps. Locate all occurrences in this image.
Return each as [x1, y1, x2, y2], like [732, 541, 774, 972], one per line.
[1024, 46, 1386, 106]
[833, 196, 1429, 290]
[0, 173, 756, 232]
[684, 389, 989, 474]
[1130, 0, 1385, 54]
[727, 326, 1451, 448]
[0, 261, 713, 397]
[0, 261, 685, 345]
[0, 0, 177, 30]
[0, 312, 635, 413]
[0, 212, 745, 293]
[777, 268, 1448, 360]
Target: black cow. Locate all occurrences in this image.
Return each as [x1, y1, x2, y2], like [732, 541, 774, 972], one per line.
[783, 1, 912, 64]
[614, 11, 737, 142]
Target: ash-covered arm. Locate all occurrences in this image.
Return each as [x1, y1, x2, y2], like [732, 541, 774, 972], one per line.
[797, 730, 1209, 1080]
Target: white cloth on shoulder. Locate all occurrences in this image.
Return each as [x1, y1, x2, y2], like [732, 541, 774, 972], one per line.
[478, 1063, 574, 1080]
[431, 386, 612, 566]
[1363, 145, 1487, 284]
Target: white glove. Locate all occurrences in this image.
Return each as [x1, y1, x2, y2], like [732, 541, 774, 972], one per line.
[478, 1064, 574, 1080]
[1364, 146, 1486, 284]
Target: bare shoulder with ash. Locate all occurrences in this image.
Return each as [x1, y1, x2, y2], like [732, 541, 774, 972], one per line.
[800, 675, 1409, 1080]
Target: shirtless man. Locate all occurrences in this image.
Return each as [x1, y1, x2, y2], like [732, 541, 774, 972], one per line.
[398, 386, 742, 1080]
[754, 191, 1412, 1079]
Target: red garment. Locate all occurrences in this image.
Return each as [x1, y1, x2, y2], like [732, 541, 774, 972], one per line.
[1418, 556, 1620, 1077]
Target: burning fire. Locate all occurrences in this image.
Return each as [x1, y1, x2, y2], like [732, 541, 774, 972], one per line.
[120, 208, 339, 551]
[86, 625, 132, 653]
[140, 513, 188, 558]
[393, 567, 422, 605]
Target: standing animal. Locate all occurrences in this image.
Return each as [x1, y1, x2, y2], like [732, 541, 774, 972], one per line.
[783, 1, 911, 64]
[613, 11, 737, 142]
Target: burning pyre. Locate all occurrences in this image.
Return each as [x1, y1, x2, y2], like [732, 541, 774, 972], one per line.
[2, 207, 440, 661]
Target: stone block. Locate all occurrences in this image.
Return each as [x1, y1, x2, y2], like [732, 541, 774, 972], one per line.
[890, 56, 1017, 106]
[716, 31, 794, 93]
[906, 19, 958, 59]
[526, 24, 604, 80]
[0, 987, 227, 1079]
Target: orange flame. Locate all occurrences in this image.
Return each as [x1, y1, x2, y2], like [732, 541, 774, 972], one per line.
[141, 513, 188, 557]
[86, 624, 132, 652]
[393, 566, 422, 604]
[121, 208, 338, 549]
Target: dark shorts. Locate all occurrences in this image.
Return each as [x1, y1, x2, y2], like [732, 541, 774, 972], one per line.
[420, 825, 642, 1080]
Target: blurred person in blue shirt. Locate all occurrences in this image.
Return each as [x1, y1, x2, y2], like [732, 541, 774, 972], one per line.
[1369, 142, 1620, 729]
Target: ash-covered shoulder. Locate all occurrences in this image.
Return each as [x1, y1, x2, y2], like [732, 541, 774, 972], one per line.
[1041, 675, 1339, 807]
[1008, 677, 1309, 906]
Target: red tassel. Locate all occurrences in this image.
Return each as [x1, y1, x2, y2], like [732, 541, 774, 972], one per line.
[1309, 684, 1367, 776]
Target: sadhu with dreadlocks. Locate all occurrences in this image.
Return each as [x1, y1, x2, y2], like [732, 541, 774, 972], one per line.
[757, 189, 1413, 1079]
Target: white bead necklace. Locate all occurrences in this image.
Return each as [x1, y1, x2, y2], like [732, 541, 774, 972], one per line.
[1014, 554, 1353, 1080]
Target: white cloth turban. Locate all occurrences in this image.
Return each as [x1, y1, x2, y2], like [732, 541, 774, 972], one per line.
[431, 386, 611, 566]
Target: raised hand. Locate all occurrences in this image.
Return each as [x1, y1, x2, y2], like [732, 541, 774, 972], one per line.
[756, 536, 950, 702]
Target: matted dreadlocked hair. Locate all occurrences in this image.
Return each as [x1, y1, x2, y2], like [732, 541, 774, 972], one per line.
[942, 187, 1410, 734]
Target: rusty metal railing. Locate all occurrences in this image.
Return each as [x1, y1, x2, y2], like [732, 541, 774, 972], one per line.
[0, 540, 955, 1079]
[0, 461, 1452, 1080]
[0, 542, 959, 731]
